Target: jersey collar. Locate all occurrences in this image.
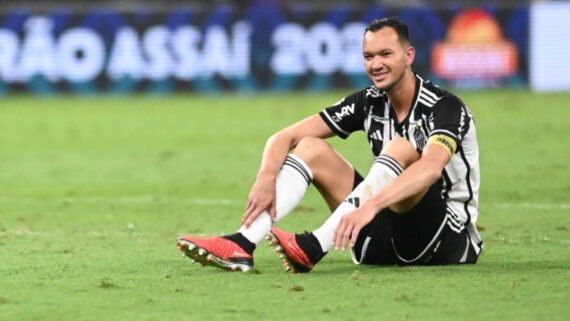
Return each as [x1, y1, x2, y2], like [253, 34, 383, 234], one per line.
[388, 74, 422, 128]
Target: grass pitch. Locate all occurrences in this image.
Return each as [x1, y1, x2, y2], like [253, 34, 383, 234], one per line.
[0, 90, 568, 321]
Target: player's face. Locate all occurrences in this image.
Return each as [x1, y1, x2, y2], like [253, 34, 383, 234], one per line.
[363, 27, 414, 91]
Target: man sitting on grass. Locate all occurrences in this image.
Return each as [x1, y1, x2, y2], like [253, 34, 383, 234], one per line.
[177, 16, 482, 272]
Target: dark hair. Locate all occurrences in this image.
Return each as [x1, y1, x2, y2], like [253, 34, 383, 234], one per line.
[365, 17, 410, 45]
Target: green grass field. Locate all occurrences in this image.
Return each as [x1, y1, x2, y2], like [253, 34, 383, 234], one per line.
[0, 90, 568, 321]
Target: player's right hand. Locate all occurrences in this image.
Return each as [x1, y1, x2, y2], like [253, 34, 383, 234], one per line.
[242, 174, 277, 228]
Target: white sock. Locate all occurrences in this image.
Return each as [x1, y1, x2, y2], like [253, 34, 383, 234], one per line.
[312, 155, 404, 252]
[238, 154, 312, 244]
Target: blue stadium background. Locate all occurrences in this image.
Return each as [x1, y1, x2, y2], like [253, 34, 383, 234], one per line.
[0, 0, 539, 95]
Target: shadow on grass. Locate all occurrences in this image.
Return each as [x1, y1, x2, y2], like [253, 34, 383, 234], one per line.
[310, 258, 569, 276]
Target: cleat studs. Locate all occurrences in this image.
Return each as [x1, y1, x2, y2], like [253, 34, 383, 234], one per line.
[198, 248, 206, 256]
[231, 266, 237, 271]
[191, 259, 195, 264]
[177, 246, 181, 251]
[279, 253, 285, 259]
[285, 266, 291, 272]
[206, 255, 212, 262]
[188, 243, 196, 250]
[201, 263, 206, 267]
[275, 245, 283, 252]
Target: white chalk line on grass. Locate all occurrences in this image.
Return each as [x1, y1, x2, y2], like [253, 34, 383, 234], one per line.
[0, 196, 568, 212]
[1, 229, 217, 238]
[1, 196, 568, 210]
[0, 196, 240, 206]
[0, 229, 167, 237]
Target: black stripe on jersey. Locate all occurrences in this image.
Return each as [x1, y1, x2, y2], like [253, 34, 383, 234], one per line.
[441, 169, 452, 201]
[375, 155, 404, 177]
[283, 156, 312, 185]
[458, 149, 474, 225]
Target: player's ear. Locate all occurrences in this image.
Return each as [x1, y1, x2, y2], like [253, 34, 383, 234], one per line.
[405, 45, 415, 66]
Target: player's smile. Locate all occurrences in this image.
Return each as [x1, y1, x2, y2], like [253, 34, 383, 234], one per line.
[371, 69, 390, 84]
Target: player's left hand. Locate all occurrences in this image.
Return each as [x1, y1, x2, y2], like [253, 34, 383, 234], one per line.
[333, 202, 378, 252]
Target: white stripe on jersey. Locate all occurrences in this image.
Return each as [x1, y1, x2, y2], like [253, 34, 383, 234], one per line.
[322, 111, 350, 136]
[418, 96, 436, 107]
[419, 91, 437, 106]
[446, 209, 465, 233]
[420, 87, 440, 102]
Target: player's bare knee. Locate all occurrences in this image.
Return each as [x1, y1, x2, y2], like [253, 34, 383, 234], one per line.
[293, 137, 332, 166]
[294, 137, 354, 210]
[380, 137, 420, 169]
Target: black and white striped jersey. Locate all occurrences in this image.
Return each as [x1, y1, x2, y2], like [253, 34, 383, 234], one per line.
[319, 74, 481, 250]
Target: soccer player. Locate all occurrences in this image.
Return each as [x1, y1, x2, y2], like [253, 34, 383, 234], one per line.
[177, 17, 482, 272]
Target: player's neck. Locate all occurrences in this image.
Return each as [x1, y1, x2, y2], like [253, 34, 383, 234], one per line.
[386, 71, 416, 123]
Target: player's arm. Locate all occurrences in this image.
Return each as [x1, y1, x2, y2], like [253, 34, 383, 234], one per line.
[242, 115, 334, 227]
[333, 140, 452, 251]
[367, 141, 451, 214]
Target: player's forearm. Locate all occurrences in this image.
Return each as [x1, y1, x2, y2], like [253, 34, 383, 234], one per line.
[367, 158, 442, 213]
[256, 131, 296, 179]
[256, 114, 334, 180]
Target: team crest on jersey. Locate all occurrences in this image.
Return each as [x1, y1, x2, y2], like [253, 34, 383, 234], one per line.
[414, 124, 427, 150]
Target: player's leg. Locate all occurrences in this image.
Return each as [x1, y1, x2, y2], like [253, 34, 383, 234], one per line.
[312, 136, 418, 251]
[268, 137, 416, 272]
[348, 136, 435, 265]
[178, 137, 355, 271]
[264, 137, 359, 272]
[236, 137, 355, 242]
[293, 136, 357, 210]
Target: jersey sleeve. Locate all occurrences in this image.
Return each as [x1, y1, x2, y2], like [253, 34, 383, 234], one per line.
[318, 90, 367, 139]
[427, 95, 472, 157]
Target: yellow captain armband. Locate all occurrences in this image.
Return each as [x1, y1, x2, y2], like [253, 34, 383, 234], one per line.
[427, 134, 457, 157]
